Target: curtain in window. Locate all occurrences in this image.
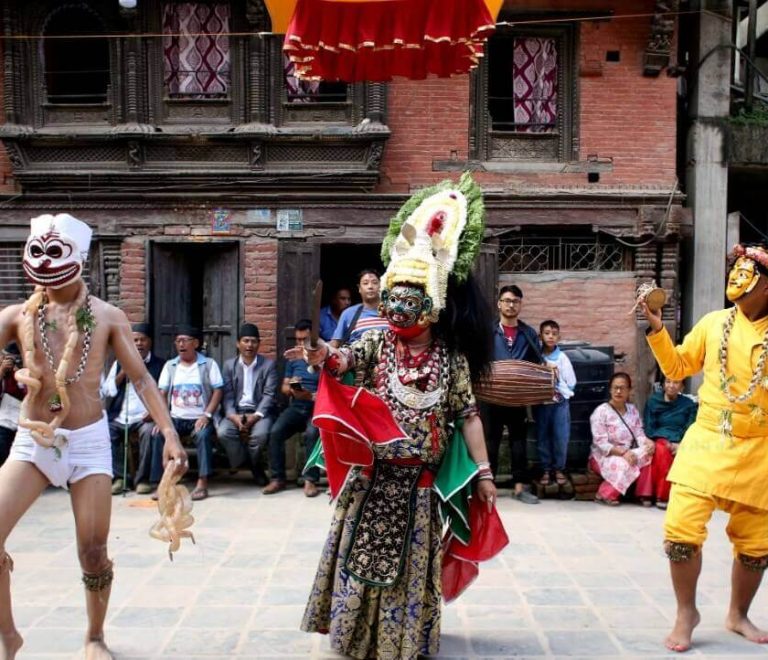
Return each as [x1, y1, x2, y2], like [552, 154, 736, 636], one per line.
[284, 54, 320, 103]
[163, 3, 231, 97]
[512, 37, 557, 132]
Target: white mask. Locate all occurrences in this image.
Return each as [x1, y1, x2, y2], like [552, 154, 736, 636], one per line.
[23, 214, 92, 289]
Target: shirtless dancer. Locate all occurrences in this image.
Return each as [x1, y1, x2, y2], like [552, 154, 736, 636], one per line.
[0, 214, 187, 660]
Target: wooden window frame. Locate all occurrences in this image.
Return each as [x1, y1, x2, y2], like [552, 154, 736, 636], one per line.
[471, 21, 578, 163]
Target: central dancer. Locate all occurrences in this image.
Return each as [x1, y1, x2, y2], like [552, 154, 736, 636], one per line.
[297, 174, 505, 660]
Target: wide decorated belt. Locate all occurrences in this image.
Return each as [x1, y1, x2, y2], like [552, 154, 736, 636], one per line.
[344, 460, 425, 587]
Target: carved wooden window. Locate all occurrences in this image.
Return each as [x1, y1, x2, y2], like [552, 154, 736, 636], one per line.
[42, 5, 110, 104]
[283, 55, 348, 104]
[472, 23, 577, 162]
[162, 2, 231, 99]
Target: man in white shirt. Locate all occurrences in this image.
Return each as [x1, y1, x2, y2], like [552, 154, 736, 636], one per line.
[217, 323, 278, 485]
[103, 323, 165, 495]
[155, 325, 223, 501]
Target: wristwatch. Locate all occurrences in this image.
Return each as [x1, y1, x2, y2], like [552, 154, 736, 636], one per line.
[204, 412, 213, 420]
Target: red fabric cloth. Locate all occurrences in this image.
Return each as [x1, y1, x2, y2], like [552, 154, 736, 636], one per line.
[651, 438, 675, 502]
[312, 371, 409, 497]
[442, 496, 509, 602]
[283, 0, 495, 82]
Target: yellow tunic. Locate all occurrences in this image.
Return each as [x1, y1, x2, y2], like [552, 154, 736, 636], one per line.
[647, 308, 768, 510]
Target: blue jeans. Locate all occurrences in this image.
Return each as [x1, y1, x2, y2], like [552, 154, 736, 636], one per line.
[150, 417, 216, 481]
[534, 400, 571, 472]
[268, 404, 320, 483]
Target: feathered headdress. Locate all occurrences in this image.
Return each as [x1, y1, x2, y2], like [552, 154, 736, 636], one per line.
[381, 172, 485, 320]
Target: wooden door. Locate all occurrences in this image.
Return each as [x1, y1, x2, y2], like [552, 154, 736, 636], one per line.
[277, 240, 320, 357]
[473, 240, 500, 312]
[203, 245, 239, 367]
[151, 243, 193, 361]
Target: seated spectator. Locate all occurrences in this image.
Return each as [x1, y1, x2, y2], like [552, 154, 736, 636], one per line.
[589, 372, 655, 506]
[217, 323, 278, 485]
[0, 342, 25, 467]
[263, 319, 320, 497]
[319, 287, 352, 342]
[103, 323, 165, 495]
[152, 325, 223, 501]
[330, 269, 388, 347]
[643, 376, 698, 509]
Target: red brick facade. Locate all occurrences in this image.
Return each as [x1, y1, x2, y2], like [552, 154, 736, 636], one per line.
[244, 241, 278, 356]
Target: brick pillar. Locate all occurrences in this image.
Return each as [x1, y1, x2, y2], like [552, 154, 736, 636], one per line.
[120, 238, 147, 322]
[244, 239, 278, 358]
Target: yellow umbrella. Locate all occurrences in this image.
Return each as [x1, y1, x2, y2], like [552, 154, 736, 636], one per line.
[265, 0, 503, 34]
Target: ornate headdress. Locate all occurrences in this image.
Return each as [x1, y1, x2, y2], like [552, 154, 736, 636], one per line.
[380, 172, 485, 321]
[732, 243, 768, 270]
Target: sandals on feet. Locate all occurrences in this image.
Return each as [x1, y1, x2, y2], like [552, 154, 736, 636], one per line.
[595, 495, 620, 507]
[539, 473, 551, 486]
[554, 471, 568, 486]
[191, 488, 208, 501]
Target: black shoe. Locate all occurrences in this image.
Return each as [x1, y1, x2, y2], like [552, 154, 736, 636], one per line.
[251, 470, 268, 487]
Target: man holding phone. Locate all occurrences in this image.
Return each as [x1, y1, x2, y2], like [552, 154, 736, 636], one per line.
[263, 319, 320, 497]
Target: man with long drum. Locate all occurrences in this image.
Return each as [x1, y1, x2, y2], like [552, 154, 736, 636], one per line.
[0, 214, 187, 660]
[641, 246, 768, 652]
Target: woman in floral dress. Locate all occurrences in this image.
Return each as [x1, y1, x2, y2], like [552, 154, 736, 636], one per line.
[589, 372, 655, 505]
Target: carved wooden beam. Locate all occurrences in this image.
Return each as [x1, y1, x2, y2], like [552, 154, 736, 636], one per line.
[644, 0, 679, 76]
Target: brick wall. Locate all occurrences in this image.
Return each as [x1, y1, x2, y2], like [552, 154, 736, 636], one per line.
[378, 0, 677, 192]
[0, 41, 14, 194]
[499, 272, 640, 384]
[244, 240, 278, 357]
[120, 238, 147, 322]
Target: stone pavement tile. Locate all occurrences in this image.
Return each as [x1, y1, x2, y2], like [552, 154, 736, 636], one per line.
[221, 553, 279, 569]
[251, 605, 305, 630]
[261, 585, 315, 606]
[459, 587, 522, 605]
[20, 628, 84, 654]
[13, 604, 49, 628]
[523, 587, 585, 606]
[162, 628, 240, 656]
[571, 571, 633, 588]
[514, 571, 574, 588]
[583, 587, 652, 607]
[435, 632, 471, 656]
[545, 630, 622, 656]
[462, 605, 528, 630]
[208, 567, 266, 589]
[127, 584, 200, 608]
[237, 628, 315, 655]
[467, 630, 546, 656]
[106, 626, 171, 657]
[182, 605, 254, 628]
[693, 629, 768, 656]
[529, 606, 601, 630]
[110, 606, 185, 627]
[613, 628, 687, 656]
[598, 604, 670, 629]
[192, 584, 261, 607]
[36, 606, 87, 628]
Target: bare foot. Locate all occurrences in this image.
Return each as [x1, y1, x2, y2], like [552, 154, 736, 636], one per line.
[726, 614, 768, 644]
[84, 639, 114, 660]
[665, 608, 700, 652]
[0, 631, 23, 660]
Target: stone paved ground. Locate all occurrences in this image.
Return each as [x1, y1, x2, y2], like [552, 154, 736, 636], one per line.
[6, 477, 768, 659]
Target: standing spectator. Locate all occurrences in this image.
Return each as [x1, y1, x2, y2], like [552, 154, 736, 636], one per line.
[103, 323, 164, 495]
[643, 377, 698, 509]
[217, 323, 278, 486]
[330, 269, 388, 347]
[589, 372, 655, 506]
[534, 320, 577, 487]
[0, 343, 25, 467]
[263, 319, 321, 497]
[319, 287, 352, 341]
[153, 325, 223, 501]
[486, 285, 542, 503]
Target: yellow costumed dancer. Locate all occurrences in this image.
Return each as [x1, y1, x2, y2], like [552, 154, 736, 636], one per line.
[642, 244, 768, 654]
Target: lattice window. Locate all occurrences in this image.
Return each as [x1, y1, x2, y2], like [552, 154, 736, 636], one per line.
[472, 22, 577, 162]
[42, 6, 110, 104]
[162, 2, 231, 98]
[499, 235, 631, 273]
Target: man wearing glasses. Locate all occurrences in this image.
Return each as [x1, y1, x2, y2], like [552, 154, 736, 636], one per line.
[486, 285, 543, 503]
[153, 325, 223, 501]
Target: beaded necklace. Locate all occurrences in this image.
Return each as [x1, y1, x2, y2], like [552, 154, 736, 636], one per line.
[718, 306, 768, 437]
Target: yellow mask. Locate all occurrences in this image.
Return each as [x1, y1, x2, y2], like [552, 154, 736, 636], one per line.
[726, 257, 760, 301]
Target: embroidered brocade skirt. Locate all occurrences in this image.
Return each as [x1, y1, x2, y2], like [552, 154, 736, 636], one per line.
[300, 473, 443, 660]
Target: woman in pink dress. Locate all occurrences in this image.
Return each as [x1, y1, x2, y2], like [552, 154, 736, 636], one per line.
[589, 372, 655, 506]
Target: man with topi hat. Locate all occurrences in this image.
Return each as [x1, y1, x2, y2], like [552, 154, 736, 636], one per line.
[102, 322, 166, 495]
[0, 213, 187, 660]
[217, 323, 278, 485]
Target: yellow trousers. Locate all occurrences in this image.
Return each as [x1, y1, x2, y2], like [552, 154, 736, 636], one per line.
[665, 483, 768, 557]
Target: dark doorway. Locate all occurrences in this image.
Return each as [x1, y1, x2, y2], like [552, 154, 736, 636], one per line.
[319, 243, 385, 307]
[150, 242, 240, 367]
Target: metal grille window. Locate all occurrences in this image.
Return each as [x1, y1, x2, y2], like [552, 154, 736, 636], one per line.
[0, 245, 33, 305]
[499, 235, 631, 273]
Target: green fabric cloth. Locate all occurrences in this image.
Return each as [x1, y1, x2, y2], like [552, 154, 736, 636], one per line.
[434, 424, 478, 545]
[303, 437, 325, 474]
[643, 391, 698, 443]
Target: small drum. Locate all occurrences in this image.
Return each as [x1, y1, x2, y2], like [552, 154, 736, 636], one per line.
[475, 359, 556, 407]
[632, 281, 667, 313]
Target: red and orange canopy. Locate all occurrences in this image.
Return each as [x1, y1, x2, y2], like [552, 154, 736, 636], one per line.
[267, 0, 504, 82]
